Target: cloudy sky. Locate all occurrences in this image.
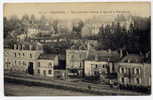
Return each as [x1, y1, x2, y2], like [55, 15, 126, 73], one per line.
[4, 2, 150, 20]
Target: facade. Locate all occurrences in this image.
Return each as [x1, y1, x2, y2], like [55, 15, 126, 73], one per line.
[54, 69, 66, 80]
[66, 49, 88, 77]
[116, 55, 151, 88]
[84, 50, 120, 81]
[84, 60, 113, 77]
[4, 42, 43, 74]
[36, 54, 58, 77]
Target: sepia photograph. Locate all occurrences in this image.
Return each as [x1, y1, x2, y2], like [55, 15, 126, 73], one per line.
[3, 2, 151, 96]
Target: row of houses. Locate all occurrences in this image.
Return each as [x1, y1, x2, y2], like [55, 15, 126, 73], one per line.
[4, 41, 151, 89]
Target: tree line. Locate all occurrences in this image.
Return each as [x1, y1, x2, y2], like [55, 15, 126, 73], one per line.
[97, 16, 151, 55]
[4, 15, 151, 55]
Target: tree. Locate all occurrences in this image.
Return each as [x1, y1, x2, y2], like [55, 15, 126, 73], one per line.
[72, 19, 84, 36]
[52, 20, 59, 34]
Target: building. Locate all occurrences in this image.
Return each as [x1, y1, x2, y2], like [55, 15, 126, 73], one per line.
[4, 41, 43, 74]
[84, 50, 120, 82]
[66, 49, 88, 78]
[36, 54, 58, 77]
[4, 40, 67, 79]
[116, 54, 151, 88]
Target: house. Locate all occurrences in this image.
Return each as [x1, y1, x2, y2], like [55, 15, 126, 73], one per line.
[116, 54, 151, 88]
[84, 50, 120, 81]
[36, 54, 58, 77]
[4, 41, 43, 74]
[36, 54, 66, 79]
[66, 49, 88, 78]
[4, 49, 14, 71]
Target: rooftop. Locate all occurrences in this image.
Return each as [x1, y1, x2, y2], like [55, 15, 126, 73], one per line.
[38, 54, 57, 60]
[86, 50, 120, 62]
[120, 54, 144, 63]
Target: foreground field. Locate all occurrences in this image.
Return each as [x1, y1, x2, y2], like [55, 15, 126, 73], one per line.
[5, 83, 95, 96]
[4, 73, 147, 96]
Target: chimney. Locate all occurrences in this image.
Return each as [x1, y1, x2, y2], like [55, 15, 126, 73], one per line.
[120, 49, 123, 58]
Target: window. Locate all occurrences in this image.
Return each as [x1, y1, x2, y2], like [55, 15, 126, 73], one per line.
[43, 70, 46, 76]
[48, 62, 52, 67]
[23, 61, 26, 65]
[15, 53, 16, 57]
[136, 68, 140, 75]
[18, 61, 21, 65]
[80, 62, 82, 68]
[30, 53, 32, 58]
[71, 55, 74, 59]
[15, 60, 16, 65]
[121, 77, 124, 83]
[112, 64, 115, 72]
[18, 53, 21, 57]
[48, 70, 52, 74]
[120, 67, 124, 73]
[124, 68, 127, 73]
[102, 65, 105, 68]
[23, 53, 25, 56]
[134, 68, 140, 74]
[136, 78, 141, 84]
[95, 64, 98, 68]
[38, 62, 40, 67]
[37, 69, 40, 74]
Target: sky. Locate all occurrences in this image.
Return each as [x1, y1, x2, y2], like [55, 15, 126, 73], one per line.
[4, 2, 151, 20]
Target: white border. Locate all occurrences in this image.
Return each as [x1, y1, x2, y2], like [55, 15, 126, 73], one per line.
[0, 0, 152, 100]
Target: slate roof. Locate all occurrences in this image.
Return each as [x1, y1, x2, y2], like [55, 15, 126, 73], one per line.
[4, 40, 43, 50]
[86, 50, 120, 62]
[120, 54, 144, 63]
[38, 54, 57, 60]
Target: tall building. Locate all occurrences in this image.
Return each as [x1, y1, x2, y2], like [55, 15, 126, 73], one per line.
[116, 54, 151, 88]
[84, 50, 120, 82]
[4, 41, 43, 74]
[66, 49, 88, 78]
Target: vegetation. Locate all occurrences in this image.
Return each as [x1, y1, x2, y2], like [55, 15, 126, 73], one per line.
[97, 16, 151, 55]
[4, 15, 151, 55]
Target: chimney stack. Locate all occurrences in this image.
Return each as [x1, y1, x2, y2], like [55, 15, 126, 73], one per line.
[120, 49, 123, 58]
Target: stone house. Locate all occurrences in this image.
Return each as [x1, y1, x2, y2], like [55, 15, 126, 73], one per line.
[36, 54, 58, 77]
[84, 50, 120, 81]
[116, 54, 151, 88]
[4, 41, 43, 74]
